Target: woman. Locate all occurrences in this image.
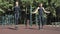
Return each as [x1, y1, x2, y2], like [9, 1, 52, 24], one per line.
[32, 3, 50, 30]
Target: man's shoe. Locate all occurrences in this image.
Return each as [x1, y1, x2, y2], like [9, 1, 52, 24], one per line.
[15, 26, 18, 30]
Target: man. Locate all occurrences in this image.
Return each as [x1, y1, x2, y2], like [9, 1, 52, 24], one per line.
[14, 1, 21, 30]
[32, 3, 50, 30]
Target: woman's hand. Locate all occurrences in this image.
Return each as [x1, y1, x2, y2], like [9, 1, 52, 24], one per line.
[45, 11, 50, 13]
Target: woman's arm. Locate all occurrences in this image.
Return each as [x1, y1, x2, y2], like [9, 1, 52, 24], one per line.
[32, 7, 39, 14]
[43, 7, 50, 13]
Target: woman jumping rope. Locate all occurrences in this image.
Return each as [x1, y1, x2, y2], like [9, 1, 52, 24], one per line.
[32, 3, 50, 30]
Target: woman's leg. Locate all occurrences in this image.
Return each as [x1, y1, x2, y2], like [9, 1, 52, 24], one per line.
[38, 15, 41, 30]
[41, 16, 44, 29]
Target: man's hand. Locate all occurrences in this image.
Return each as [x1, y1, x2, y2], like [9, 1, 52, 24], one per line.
[32, 12, 36, 14]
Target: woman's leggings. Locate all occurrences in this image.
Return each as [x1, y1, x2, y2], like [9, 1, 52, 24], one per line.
[38, 15, 44, 29]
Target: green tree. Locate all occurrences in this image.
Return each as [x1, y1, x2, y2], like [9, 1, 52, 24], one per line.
[0, 0, 14, 15]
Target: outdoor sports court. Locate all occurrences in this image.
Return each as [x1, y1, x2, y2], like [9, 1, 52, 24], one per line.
[0, 25, 60, 34]
[0, 0, 60, 34]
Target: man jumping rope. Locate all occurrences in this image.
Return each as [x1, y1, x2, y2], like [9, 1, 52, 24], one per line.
[14, 1, 21, 30]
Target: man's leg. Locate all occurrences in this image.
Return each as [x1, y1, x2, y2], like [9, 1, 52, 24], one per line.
[15, 18, 18, 30]
[25, 19, 29, 28]
[14, 13, 19, 30]
[14, 14, 17, 30]
[15, 13, 19, 29]
[25, 19, 27, 28]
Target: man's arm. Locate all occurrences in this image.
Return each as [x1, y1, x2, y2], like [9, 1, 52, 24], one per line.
[19, 7, 21, 11]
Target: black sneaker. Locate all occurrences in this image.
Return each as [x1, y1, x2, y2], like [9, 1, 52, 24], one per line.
[40, 26, 43, 29]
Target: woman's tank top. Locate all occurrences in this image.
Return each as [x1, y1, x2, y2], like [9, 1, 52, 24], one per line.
[38, 7, 44, 16]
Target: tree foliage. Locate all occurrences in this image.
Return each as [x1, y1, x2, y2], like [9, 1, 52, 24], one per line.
[0, 0, 14, 14]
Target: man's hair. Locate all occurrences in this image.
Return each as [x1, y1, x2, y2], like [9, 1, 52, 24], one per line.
[16, 1, 18, 4]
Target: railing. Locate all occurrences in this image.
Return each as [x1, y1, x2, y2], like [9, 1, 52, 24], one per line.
[0, 14, 15, 25]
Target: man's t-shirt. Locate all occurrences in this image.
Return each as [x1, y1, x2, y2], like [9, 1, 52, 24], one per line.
[14, 6, 20, 13]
